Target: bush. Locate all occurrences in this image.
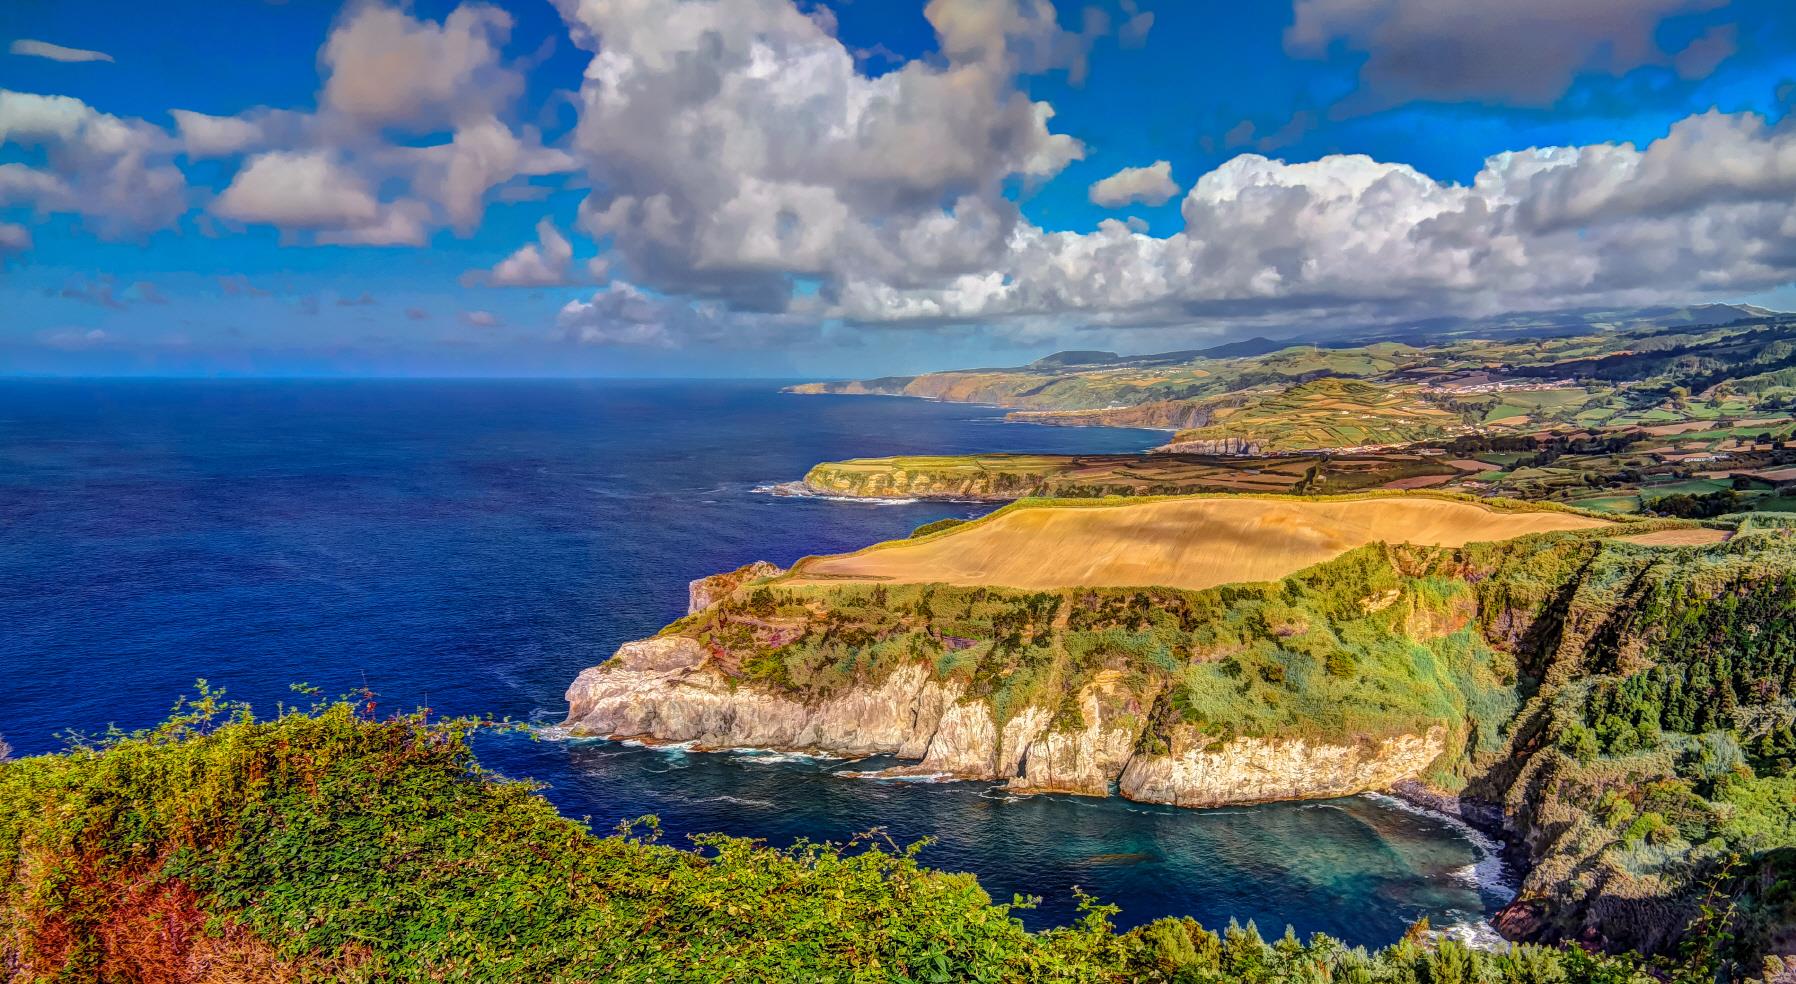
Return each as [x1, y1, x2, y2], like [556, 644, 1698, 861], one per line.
[0, 692, 1665, 983]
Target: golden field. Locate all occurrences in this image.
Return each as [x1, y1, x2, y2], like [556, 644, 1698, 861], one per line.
[787, 495, 1612, 592]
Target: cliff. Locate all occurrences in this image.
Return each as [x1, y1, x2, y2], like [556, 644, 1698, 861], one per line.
[0, 696, 1667, 982]
[1118, 728, 1448, 808]
[564, 639, 1450, 806]
[1005, 400, 1212, 430]
[688, 561, 786, 615]
[799, 453, 1305, 500]
[562, 518, 1796, 960]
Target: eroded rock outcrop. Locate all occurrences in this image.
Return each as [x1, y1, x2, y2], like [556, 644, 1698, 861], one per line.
[565, 638, 950, 759]
[1009, 672, 1154, 796]
[565, 638, 1445, 804]
[1118, 726, 1448, 808]
[687, 561, 785, 616]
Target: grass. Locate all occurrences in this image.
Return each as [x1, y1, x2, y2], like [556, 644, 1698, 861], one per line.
[1641, 479, 1733, 502]
[1571, 494, 1644, 514]
[785, 495, 1612, 592]
[803, 453, 1460, 500]
[1163, 379, 1468, 453]
[1616, 528, 1734, 546]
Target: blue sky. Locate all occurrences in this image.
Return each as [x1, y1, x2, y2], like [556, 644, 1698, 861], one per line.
[3, 0, 1796, 377]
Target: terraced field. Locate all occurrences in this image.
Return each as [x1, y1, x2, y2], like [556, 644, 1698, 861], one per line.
[1161, 378, 1470, 453]
[801, 452, 1459, 500]
[787, 495, 1611, 591]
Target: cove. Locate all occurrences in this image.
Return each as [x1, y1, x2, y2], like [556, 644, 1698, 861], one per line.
[1, 377, 1508, 945]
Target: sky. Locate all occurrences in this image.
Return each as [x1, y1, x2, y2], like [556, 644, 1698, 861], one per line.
[3, 0, 1796, 378]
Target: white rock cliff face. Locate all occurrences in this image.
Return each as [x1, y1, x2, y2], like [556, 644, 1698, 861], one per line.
[1118, 727, 1449, 808]
[564, 637, 952, 760]
[563, 638, 1448, 805]
[686, 561, 786, 616]
[1009, 675, 1148, 796]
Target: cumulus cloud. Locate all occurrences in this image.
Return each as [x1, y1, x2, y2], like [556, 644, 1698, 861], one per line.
[1286, 0, 1730, 107]
[213, 150, 380, 229]
[551, 0, 1086, 310]
[178, 2, 572, 246]
[9, 54, 496, 249]
[320, 2, 520, 130]
[9, 40, 113, 64]
[462, 309, 503, 328]
[408, 116, 573, 233]
[1117, 1, 1155, 48]
[826, 109, 1796, 331]
[514, 0, 1796, 343]
[169, 108, 304, 159]
[1089, 160, 1179, 207]
[0, 89, 187, 236]
[0, 222, 30, 255]
[556, 281, 818, 349]
[475, 217, 575, 286]
[39, 328, 110, 350]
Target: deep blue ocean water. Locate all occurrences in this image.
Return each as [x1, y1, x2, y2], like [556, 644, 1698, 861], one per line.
[0, 378, 1508, 944]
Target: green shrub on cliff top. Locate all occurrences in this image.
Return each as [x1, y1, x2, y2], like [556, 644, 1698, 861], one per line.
[0, 693, 1662, 983]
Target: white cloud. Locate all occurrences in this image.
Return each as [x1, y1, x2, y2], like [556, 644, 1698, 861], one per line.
[213, 150, 380, 229]
[1089, 160, 1178, 207]
[0, 89, 187, 236]
[556, 281, 817, 349]
[462, 309, 503, 328]
[551, 0, 1086, 309]
[39, 328, 110, 350]
[827, 109, 1796, 331]
[9, 40, 113, 64]
[1117, 1, 1154, 48]
[315, 199, 432, 247]
[519, 0, 1796, 343]
[320, 2, 520, 130]
[0, 221, 31, 254]
[180, 3, 571, 245]
[479, 217, 576, 286]
[169, 109, 301, 159]
[408, 116, 574, 233]
[1286, 0, 1729, 107]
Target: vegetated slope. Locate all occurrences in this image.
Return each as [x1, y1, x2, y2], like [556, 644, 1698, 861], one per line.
[790, 314, 1796, 456]
[787, 495, 1610, 591]
[801, 452, 1459, 500]
[1158, 379, 1471, 453]
[0, 699, 1659, 983]
[641, 521, 1796, 965]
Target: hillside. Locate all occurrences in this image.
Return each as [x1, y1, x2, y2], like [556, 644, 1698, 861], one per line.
[800, 452, 1459, 500]
[0, 700, 1661, 982]
[789, 313, 1796, 459]
[1157, 378, 1472, 453]
[567, 500, 1796, 964]
[787, 495, 1610, 591]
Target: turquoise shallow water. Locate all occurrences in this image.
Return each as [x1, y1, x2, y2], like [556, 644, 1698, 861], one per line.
[0, 378, 1510, 943]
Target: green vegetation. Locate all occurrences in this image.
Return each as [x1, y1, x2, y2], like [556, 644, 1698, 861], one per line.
[792, 316, 1796, 443]
[804, 452, 1458, 500]
[1161, 378, 1471, 453]
[668, 518, 1796, 961]
[792, 316, 1796, 512]
[0, 692, 1694, 982]
[910, 516, 969, 538]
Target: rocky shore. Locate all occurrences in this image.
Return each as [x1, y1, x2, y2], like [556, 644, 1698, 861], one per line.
[563, 632, 1450, 809]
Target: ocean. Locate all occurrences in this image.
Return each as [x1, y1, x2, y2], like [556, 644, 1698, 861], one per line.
[0, 378, 1509, 943]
